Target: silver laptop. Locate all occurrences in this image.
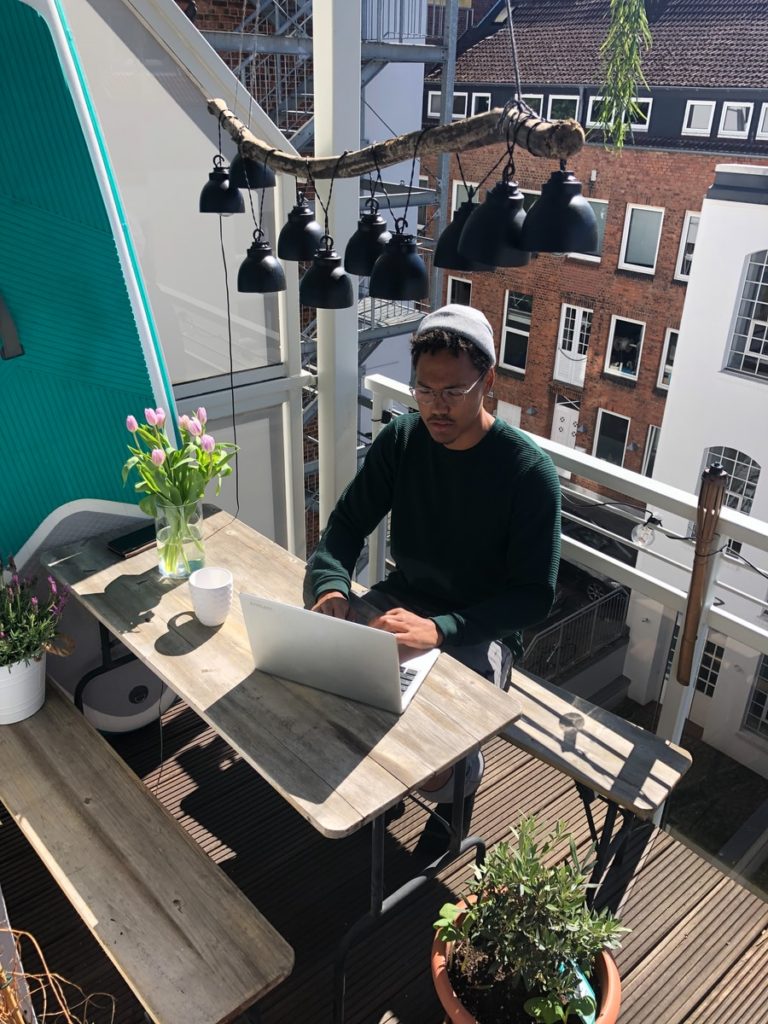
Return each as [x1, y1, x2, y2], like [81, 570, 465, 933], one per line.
[240, 593, 440, 714]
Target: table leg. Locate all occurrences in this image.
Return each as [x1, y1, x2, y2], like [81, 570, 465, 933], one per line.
[74, 622, 137, 712]
[574, 784, 639, 906]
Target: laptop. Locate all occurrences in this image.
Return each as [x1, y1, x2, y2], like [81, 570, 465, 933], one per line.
[239, 593, 440, 714]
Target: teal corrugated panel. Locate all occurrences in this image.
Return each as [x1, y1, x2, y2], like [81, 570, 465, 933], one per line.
[0, 0, 155, 555]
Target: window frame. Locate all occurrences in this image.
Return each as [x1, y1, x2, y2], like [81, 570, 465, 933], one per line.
[618, 203, 665, 275]
[586, 95, 652, 131]
[642, 424, 661, 477]
[593, 408, 630, 468]
[757, 103, 768, 141]
[718, 101, 754, 139]
[547, 94, 579, 121]
[522, 94, 544, 117]
[725, 250, 768, 381]
[657, 327, 679, 390]
[471, 92, 492, 116]
[604, 314, 646, 381]
[695, 639, 725, 697]
[681, 99, 716, 137]
[447, 275, 472, 306]
[743, 654, 768, 739]
[568, 198, 608, 263]
[427, 90, 469, 121]
[499, 289, 533, 375]
[426, 90, 441, 119]
[451, 179, 479, 217]
[674, 210, 700, 282]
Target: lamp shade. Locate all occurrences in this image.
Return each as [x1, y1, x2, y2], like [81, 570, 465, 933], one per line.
[229, 151, 276, 190]
[199, 157, 245, 216]
[299, 238, 355, 308]
[344, 199, 392, 275]
[369, 232, 429, 300]
[520, 169, 598, 253]
[434, 201, 492, 271]
[237, 234, 286, 294]
[457, 181, 530, 267]
[277, 196, 324, 260]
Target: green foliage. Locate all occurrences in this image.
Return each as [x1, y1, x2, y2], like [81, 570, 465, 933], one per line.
[0, 556, 66, 668]
[596, 0, 653, 149]
[434, 817, 628, 1022]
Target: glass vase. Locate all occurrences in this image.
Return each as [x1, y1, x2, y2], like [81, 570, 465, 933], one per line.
[154, 500, 205, 579]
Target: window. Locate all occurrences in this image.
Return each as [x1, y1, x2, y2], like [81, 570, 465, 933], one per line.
[427, 91, 441, 118]
[695, 640, 725, 697]
[448, 276, 472, 306]
[758, 103, 768, 141]
[674, 211, 700, 281]
[642, 425, 660, 477]
[554, 304, 592, 386]
[586, 96, 652, 131]
[682, 100, 716, 136]
[520, 189, 541, 213]
[427, 91, 468, 120]
[416, 174, 430, 236]
[570, 199, 608, 261]
[547, 95, 579, 121]
[451, 179, 479, 216]
[500, 291, 532, 373]
[657, 328, 679, 389]
[726, 250, 768, 380]
[618, 204, 664, 274]
[471, 93, 491, 116]
[744, 656, 768, 738]
[522, 94, 543, 117]
[703, 446, 761, 555]
[605, 316, 645, 379]
[719, 101, 753, 139]
[593, 409, 630, 466]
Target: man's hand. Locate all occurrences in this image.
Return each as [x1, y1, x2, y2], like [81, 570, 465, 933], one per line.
[311, 590, 352, 619]
[369, 607, 443, 650]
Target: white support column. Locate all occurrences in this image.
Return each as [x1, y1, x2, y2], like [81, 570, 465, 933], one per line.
[313, 0, 362, 528]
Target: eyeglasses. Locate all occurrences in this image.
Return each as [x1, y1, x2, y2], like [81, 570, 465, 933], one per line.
[409, 372, 486, 406]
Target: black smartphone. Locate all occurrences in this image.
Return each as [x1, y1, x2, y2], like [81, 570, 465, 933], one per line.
[107, 523, 157, 558]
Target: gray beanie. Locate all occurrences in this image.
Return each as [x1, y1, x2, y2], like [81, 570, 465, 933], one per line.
[414, 303, 496, 366]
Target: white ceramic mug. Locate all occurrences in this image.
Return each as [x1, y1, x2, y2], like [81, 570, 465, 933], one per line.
[188, 567, 233, 627]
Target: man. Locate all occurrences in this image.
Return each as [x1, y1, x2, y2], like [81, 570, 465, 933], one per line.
[306, 304, 561, 851]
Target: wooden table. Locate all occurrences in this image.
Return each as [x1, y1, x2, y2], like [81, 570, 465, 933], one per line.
[44, 509, 521, 1022]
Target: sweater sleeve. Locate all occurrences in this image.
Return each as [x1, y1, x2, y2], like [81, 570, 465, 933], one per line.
[431, 453, 561, 646]
[308, 424, 397, 599]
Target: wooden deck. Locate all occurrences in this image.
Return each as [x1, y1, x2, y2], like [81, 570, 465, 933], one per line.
[1, 697, 766, 1024]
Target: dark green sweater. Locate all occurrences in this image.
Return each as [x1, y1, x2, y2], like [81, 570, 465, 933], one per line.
[309, 413, 561, 652]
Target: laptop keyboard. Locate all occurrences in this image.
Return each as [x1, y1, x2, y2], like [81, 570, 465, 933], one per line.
[399, 667, 418, 693]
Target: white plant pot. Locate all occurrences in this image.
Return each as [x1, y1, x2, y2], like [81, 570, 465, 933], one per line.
[0, 655, 46, 724]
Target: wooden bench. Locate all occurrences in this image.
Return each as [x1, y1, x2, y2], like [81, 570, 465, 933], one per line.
[502, 670, 692, 888]
[0, 685, 293, 1024]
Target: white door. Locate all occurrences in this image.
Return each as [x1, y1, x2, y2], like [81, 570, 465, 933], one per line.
[553, 305, 592, 387]
[550, 396, 580, 480]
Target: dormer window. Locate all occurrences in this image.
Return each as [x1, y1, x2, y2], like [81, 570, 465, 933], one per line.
[718, 101, 753, 139]
[682, 100, 715, 137]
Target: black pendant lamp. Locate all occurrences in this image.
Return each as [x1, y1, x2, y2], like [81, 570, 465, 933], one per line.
[237, 231, 286, 294]
[229, 149, 276, 191]
[299, 235, 355, 309]
[344, 198, 392, 275]
[434, 198, 493, 271]
[369, 219, 429, 300]
[520, 163, 598, 253]
[277, 191, 325, 261]
[199, 154, 245, 216]
[458, 177, 529, 267]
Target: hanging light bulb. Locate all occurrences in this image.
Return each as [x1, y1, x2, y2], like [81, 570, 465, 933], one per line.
[369, 218, 429, 300]
[344, 198, 392, 275]
[229, 149, 276, 191]
[434, 198, 493, 271]
[631, 515, 662, 547]
[199, 154, 245, 216]
[237, 230, 286, 294]
[521, 162, 598, 253]
[277, 191, 325, 261]
[299, 235, 355, 309]
[458, 176, 530, 268]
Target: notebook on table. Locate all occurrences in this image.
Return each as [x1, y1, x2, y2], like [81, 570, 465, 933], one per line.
[239, 592, 440, 714]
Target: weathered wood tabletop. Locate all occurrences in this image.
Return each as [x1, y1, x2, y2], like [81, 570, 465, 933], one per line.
[43, 510, 521, 839]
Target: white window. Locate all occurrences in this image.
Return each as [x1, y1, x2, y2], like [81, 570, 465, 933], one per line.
[605, 316, 645, 379]
[695, 640, 725, 697]
[451, 179, 479, 216]
[416, 174, 430, 236]
[718, 101, 753, 139]
[569, 199, 608, 261]
[703, 445, 761, 555]
[554, 304, 592, 387]
[522, 94, 543, 117]
[744, 655, 768, 738]
[618, 204, 664, 274]
[758, 103, 768, 141]
[448, 275, 472, 306]
[496, 399, 522, 427]
[642, 424, 660, 477]
[658, 328, 679, 389]
[500, 290, 533, 374]
[726, 249, 768, 380]
[682, 100, 716, 136]
[675, 211, 700, 281]
[427, 91, 441, 118]
[548, 95, 579, 121]
[520, 189, 541, 213]
[586, 96, 652, 131]
[471, 93, 491, 116]
[593, 409, 630, 467]
[427, 91, 469, 120]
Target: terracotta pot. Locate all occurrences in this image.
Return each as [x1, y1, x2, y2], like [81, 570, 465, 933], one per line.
[431, 905, 622, 1024]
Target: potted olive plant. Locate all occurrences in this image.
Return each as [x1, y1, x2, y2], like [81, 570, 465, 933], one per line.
[432, 816, 626, 1024]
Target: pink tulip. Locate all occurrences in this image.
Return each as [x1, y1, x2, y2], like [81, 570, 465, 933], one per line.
[188, 418, 203, 437]
[145, 408, 159, 426]
[151, 449, 166, 466]
[154, 408, 166, 427]
[201, 434, 215, 453]
[196, 407, 208, 425]
[178, 414, 191, 432]
[126, 415, 138, 432]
